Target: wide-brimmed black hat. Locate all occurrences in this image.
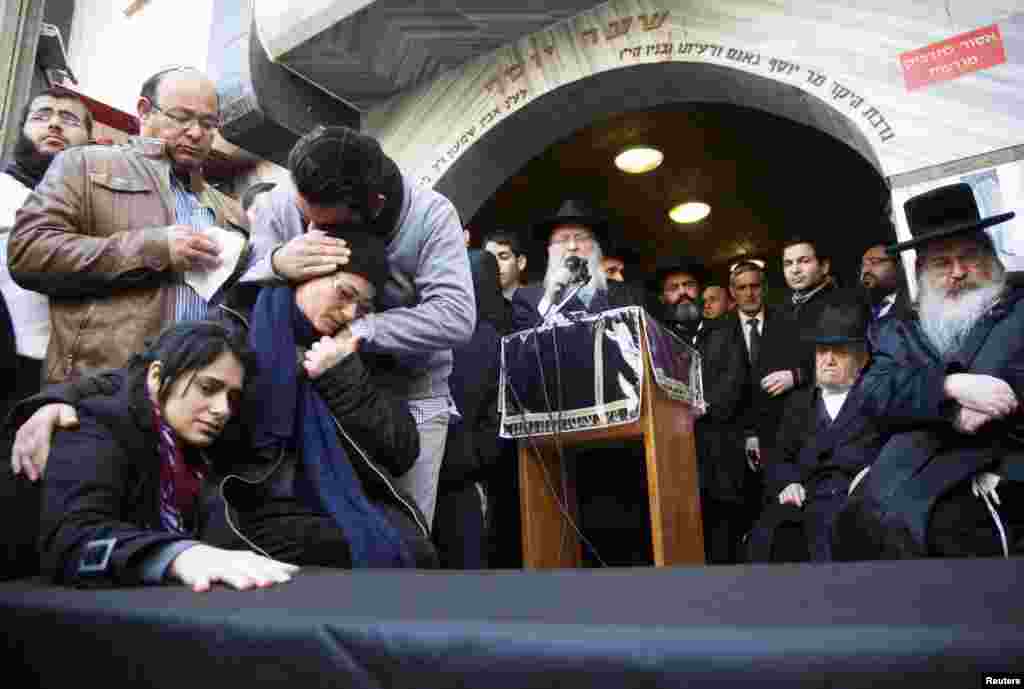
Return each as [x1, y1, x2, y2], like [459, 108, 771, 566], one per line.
[888, 183, 1015, 254]
[647, 255, 709, 292]
[531, 198, 611, 246]
[801, 296, 870, 345]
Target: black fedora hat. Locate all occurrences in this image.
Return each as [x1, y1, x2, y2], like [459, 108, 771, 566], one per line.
[888, 183, 1015, 254]
[801, 296, 870, 345]
[647, 255, 709, 292]
[531, 198, 612, 245]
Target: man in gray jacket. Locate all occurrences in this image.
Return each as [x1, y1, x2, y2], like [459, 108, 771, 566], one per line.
[242, 126, 475, 527]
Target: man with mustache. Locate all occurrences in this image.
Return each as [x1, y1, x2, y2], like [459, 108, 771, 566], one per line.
[860, 242, 910, 323]
[2, 88, 93, 420]
[650, 256, 706, 344]
[8, 67, 249, 388]
[510, 199, 644, 331]
[834, 183, 1023, 559]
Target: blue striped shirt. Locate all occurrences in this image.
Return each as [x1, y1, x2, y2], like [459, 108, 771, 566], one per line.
[169, 174, 216, 322]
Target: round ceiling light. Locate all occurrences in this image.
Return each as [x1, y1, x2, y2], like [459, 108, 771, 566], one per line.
[669, 201, 711, 224]
[614, 146, 664, 174]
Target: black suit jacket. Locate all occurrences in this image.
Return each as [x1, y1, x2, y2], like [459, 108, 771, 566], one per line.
[510, 281, 646, 332]
[764, 380, 887, 500]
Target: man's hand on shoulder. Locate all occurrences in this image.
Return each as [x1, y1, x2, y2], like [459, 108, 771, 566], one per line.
[11, 404, 79, 481]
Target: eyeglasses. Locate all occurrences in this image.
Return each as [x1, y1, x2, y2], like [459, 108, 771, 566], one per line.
[333, 278, 375, 317]
[549, 232, 593, 247]
[27, 107, 85, 129]
[923, 249, 986, 275]
[150, 103, 221, 132]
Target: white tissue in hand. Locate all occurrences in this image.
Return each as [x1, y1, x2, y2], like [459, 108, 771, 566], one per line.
[184, 226, 245, 301]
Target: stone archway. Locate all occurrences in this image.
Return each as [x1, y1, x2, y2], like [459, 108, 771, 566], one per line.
[435, 60, 884, 226]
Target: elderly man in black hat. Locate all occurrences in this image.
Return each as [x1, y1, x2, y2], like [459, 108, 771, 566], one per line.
[746, 296, 885, 563]
[834, 183, 1023, 559]
[510, 199, 644, 331]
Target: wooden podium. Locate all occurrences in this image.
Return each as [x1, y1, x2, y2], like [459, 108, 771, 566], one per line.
[507, 310, 705, 569]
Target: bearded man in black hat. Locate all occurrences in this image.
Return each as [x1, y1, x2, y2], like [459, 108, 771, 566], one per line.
[747, 296, 885, 563]
[834, 183, 1024, 559]
[649, 256, 707, 345]
[510, 199, 644, 331]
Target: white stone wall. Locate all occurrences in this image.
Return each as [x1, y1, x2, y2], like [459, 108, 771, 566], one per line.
[66, 0, 215, 115]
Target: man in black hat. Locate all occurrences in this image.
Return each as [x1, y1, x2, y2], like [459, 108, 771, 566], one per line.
[746, 296, 885, 563]
[510, 199, 644, 331]
[834, 182, 1023, 559]
[649, 256, 706, 344]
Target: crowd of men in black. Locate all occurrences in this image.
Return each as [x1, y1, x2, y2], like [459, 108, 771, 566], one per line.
[0, 70, 1021, 591]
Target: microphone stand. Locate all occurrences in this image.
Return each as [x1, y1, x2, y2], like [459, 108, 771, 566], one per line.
[540, 279, 589, 328]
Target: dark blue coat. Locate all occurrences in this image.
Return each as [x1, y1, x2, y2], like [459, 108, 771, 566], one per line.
[840, 285, 1024, 554]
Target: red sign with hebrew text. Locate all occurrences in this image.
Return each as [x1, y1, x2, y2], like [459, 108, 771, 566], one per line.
[900, 24, 1006, 91]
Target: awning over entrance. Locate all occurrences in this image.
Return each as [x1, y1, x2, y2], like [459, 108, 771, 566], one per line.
[252, 0, 599, 110]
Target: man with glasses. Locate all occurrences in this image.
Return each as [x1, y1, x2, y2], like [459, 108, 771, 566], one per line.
[834, 183, 1024, 559]
[2, 88, 93, 421]
[860, 243, 910, 322]
[510, 198, 644, 331]
[9, 67, 250, 387]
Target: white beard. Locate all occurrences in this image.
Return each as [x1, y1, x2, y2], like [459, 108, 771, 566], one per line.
[543, 245, 608, 302]
[918, 271, 1006, 358]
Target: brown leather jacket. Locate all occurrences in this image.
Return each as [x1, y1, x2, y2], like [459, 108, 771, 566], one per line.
[8, 138, 250, 382]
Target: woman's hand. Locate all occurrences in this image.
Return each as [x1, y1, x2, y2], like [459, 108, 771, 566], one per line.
[303, 329, 360, 379]
[169, 544, 299, 592]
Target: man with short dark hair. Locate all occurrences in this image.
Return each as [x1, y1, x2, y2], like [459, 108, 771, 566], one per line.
[2, 88, 93, 418]
[835, 183, 1023, 559]
[483, 228, 526, 332]
[702, 283, 733, 320]
[9, 67, 249, 385]
[779, 236, 844, 394]
[241, 125, 475, 527]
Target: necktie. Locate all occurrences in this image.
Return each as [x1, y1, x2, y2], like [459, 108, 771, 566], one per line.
[748, 317, 761, 369]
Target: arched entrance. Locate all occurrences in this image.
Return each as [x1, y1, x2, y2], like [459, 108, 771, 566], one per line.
[435, 61, 891, 285]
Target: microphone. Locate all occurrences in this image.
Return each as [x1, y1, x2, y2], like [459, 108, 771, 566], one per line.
[563, 256, 591, 286]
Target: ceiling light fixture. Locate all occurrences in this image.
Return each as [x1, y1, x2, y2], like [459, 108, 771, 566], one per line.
[614, 146, 664, 174]
[669, 201, 711, 224]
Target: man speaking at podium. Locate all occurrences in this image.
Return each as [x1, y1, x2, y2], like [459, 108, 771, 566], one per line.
[511, 199, 645, 331]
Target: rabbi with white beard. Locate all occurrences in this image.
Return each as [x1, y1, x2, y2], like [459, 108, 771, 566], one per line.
[833, 183, 1024, 560]
[510, 199, 645, 331]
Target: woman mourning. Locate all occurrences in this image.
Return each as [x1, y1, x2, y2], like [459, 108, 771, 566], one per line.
[40, 321, 298, 590]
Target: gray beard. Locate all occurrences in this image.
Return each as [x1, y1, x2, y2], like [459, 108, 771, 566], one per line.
[918, 273, 1005, 358]
[543, 247, 608, 304]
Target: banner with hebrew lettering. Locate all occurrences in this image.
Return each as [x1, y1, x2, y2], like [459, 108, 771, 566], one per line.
[499, 306, 645, 438]
[499, 306, 705, 438]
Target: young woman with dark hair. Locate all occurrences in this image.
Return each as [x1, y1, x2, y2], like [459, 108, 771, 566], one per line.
[38, 321, 299, 591]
